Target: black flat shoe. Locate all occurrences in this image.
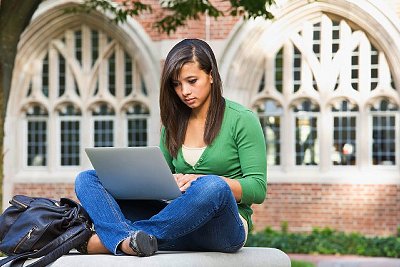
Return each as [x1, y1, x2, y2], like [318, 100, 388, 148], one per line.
[129, 230, 158, 257]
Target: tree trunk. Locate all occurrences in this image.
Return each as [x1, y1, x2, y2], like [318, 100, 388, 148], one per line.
[0, 0, 42, 209]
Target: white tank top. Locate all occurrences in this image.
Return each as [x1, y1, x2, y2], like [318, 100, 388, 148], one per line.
[182, 145, 206, 166]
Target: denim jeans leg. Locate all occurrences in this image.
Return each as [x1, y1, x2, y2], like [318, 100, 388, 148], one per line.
[132, 175, 246, 252]
[76, 172, 246, 254]
[158, 199, 246, 252]
[75, 170, 136, 254]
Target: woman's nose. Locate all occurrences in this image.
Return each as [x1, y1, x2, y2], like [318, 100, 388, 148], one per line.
[181, 84, 192, 96]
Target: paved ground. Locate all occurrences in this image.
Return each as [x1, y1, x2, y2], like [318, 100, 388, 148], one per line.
[289, 254, 400, 267]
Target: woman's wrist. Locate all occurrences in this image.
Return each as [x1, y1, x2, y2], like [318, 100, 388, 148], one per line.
[220, 176, 242, 202]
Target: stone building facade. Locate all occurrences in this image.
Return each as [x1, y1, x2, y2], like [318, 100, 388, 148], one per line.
[3, 0, 400, 236]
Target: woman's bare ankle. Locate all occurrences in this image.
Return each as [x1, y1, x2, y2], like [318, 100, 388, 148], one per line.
[120, 237, 138, 255]
[87, 234, 110, 254]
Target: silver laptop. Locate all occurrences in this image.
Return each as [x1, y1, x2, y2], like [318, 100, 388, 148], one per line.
[85, 146, 181, 200]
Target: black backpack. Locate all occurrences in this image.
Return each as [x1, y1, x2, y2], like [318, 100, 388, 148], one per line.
[0, 195, 93, 267]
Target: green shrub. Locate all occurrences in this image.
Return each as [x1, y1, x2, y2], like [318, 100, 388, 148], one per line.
[245, 226, 400, 258]
[291, 260, 315, 267]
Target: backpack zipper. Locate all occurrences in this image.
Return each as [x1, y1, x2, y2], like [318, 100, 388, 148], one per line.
[13, 228, 35, 254]
[10, 198, 28, 209]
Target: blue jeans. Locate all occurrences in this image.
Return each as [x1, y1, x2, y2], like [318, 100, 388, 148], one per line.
[75, 170, 246, 255]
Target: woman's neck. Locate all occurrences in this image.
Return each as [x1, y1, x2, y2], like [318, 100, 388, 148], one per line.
[190, 109, 207, 121]
[191, 100, 210, 121]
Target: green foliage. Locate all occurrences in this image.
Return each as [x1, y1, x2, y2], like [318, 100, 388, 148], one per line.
[65, 0, 152, 24]
[67, 0, 276, 35]
[157, 0, 275, 34]
[229, 0, 274, 19]
[281, 221, 288, 234]
[246, 226, 400, 258]
[291, 260, 315, 267]
[156, 0, 223, 34]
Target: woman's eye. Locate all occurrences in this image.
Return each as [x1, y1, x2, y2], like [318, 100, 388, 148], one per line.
[172, 82, 180, 87]
[188, 79, 197, 84]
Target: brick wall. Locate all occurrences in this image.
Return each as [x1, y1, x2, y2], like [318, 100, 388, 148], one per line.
[252, 183, 400, 236]
[13, 183, 77, 201]
[135, 0, 239, 40]
[12, 182, 400, 236]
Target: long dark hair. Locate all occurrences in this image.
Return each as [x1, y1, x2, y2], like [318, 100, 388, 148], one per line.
[159, 39, 225, 158]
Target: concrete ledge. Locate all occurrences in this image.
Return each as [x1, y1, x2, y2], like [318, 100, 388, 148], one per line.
[5, 247, 290, 267]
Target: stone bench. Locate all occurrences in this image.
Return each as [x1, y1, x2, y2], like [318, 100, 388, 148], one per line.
[3, 247, 290, 267]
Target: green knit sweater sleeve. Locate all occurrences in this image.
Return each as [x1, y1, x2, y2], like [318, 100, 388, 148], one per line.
[159, 127, 175, 172]
[234, 109, 267, 205]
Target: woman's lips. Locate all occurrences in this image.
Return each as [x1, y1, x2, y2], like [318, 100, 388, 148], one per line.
[185, 98, 195, 105]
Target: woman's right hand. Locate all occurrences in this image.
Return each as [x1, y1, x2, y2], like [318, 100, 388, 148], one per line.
[173, 173, 202, 192]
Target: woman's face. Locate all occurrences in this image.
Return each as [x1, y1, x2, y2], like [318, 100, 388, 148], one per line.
[173, 61, 213, 112]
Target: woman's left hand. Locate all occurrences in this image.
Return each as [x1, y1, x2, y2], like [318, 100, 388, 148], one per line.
[174, 173, 203, 192]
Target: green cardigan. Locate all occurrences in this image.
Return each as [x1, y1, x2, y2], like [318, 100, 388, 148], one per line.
[160, 99, 267, 230]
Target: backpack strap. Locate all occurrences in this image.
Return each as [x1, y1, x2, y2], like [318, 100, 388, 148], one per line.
[0, 223, 92, 267]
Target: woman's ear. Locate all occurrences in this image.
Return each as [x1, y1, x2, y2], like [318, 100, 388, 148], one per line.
[209, 73, 213, 84]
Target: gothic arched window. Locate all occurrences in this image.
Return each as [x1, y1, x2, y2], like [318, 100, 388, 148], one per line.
[252, 13, 399, 174]
[18, 25, 151, 170]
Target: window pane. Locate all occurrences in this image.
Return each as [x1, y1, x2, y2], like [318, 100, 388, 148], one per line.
[371, 99, 398, 165]
[128, 119, 147, 147]
[93, 104, 115, 147]
[126, 103, 149, 147]
[141, 78, 148, 96]
[26, 106, 48, 166]
[75, 30, 82, 65]
[59, 104, 81, 166]
[370, 46, 379, 90]
[59, 55, 66, 96]
[275, 48, 283, 93]
[27, 121, 47, 166]
[295, 116, 318, 165]
[91, 30, 99, 66]
[313, 22, 321, 60]
[332, 117, 356, 165]
[94, 120, 114, 147]
[260, 116, 281, 166]
[125, 52, 133, 96]
[42, 54, 49, 97]
[108, 53, 116, 96]
[331, 100, 358, 166]
[258, 99, 282, 166]
[61, 121, 80, 165]
[294, 100, 319, 165]
[332, 20, 340, 56]
[293, 46, 301, 92]
[258, 72, 265, 93]
[351, 47, 359, 91]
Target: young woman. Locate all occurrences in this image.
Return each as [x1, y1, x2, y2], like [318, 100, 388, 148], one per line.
[75, 38, 267, 256]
